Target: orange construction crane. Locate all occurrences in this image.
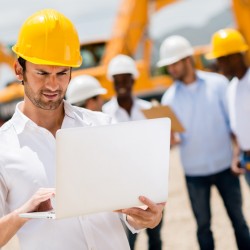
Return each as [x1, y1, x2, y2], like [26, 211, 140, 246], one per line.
[0, 0, 250, 123]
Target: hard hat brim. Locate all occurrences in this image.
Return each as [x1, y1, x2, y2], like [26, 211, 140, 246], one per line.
[157, 49, 193, 67]
[13, 45, 82, 67]
[67, 88, 107, 104]
[157, 57, 180, 67]
[205, 45, 249, 60]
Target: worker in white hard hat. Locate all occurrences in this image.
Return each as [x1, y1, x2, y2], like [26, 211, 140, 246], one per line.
[103, 54, 163, 250]
[66, 75, 107, 111]
[102, 54, 152, 123]
[158, 35, 250, 249]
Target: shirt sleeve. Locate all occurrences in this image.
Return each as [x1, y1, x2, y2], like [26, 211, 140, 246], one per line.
[118, 213, 143, 234]
[161, 85, 176, 106]
[218, 76, 231, 130]
[0, 165, 8, 217]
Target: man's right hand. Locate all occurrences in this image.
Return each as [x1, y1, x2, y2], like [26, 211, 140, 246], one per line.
[16, 188, 55, 215]
[231, 160, 245, 176]
[0, 188, 55, 247]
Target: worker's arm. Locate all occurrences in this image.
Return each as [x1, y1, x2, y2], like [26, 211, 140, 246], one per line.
[0, 210, 27, 247]
[120, 196, 165, 230]
[231, 133, 245, 175]
[0, 188, 55, 247]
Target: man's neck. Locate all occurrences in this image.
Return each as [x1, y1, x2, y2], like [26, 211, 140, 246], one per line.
[181, 65, 196, 85]
[235, 65, 248, 80]
[117, 96, 133, 116]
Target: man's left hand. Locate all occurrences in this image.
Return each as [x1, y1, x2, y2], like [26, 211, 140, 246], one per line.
[120, 196, 165, 230]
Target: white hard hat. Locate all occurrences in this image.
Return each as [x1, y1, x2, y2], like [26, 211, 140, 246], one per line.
[157, 35, 194, 67]
[107, 54, 139, 81]
[66, 75, 107, 105]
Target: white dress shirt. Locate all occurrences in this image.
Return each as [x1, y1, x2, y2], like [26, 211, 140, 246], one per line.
[0, 101, 131, 250]
[102, 97, 152, 122]
[227, 68, 250, 150]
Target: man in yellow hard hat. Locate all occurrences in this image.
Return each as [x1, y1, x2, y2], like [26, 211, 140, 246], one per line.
[0, 9, 165, 250]
[207, 28, 250, 187]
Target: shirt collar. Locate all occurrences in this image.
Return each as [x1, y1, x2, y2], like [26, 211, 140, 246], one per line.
[175, 70, 205, 90]
[239, 68, 250, 86]
[63, 100, 76, 120]
[12, 102, 35, 134]
[109, 96, 139, 115]
[12, 100, 77, 134]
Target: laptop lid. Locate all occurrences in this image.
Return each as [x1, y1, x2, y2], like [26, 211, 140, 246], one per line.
[54, 118, 171, 219]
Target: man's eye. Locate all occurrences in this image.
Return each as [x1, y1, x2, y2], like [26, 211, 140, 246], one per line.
[58, 72, 68, 76]
[37, 72, 47, 75]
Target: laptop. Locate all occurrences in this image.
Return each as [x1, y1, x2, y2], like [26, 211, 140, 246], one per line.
[19, 118, 171, 219]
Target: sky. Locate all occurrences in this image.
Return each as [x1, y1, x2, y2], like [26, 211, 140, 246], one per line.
[0, 0, 233, 45]
[0, 0, 119, 44]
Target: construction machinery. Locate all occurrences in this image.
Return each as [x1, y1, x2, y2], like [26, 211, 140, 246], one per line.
[0, 44, 24, 125]
[72, 0, 179, 100]
[0, 0, 250, 123]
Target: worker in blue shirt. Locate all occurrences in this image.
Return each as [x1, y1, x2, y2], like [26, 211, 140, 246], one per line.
[158, 35, 250, 250]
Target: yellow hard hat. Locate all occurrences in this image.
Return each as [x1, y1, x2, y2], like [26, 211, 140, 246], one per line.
[12, 9, 82, 67]
[206, 28, 248, 59]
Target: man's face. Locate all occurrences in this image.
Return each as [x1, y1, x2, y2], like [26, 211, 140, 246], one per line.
[85, 95, 104, 112]
[217, 54, 238, 79]
[16, 61, 71, 110]
[113, 73, 134, 98]
[167, 58, 188, 81]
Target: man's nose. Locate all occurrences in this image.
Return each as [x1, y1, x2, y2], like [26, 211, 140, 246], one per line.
[46, 75, 59, 91]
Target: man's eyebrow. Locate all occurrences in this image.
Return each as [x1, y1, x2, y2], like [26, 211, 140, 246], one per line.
[35, 69, 48, 73]
[34, 68, 71, 74]
[57, 68, 71, 73]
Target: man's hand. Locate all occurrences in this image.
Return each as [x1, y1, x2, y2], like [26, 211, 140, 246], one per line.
[16, 188, 55, 215]
[231, 160, 245, 176]
[0, 188, 55, 247]
[120, 196, 165, 230]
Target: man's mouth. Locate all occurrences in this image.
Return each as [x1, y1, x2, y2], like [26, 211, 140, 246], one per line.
[43, 92, 59, 100]
[118, 88, 127, 94]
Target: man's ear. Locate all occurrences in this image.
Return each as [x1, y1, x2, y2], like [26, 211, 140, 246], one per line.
[14, 60, 24, 82]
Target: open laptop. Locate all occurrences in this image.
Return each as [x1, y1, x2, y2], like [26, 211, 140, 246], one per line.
[19, 118, 171, 219]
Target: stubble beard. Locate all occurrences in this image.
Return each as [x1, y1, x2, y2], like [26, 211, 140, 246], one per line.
[24, 82, 65, 110]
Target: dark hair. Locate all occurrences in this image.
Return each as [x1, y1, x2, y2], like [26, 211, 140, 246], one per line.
[18, 57, 26, 72]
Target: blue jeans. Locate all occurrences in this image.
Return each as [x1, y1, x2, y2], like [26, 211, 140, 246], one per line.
[186, 168, 250, 250]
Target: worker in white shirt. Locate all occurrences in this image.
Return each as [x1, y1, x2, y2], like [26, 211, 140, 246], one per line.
[66, 75, 107, 111]
[0, 9, 165, 250]
[102, 54, 152, 123]
[102, 54, 163, 250]
[206, 28, 250, 186]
